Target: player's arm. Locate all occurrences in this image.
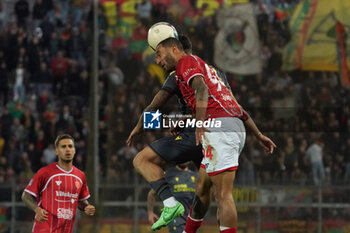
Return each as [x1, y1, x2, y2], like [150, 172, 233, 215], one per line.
[78, 199, 95, 216]
[219, 68, 276, 153]
[190, 76, 209, 145]
[127, 90, 172, 146]
[147, 189, 159, 224]
[244, 114, 276, 154]
[234, 99, 276, 154]
[21, 192, 48, 223]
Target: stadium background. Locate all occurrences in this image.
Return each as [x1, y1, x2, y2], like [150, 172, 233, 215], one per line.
[0, 0, 349, 232]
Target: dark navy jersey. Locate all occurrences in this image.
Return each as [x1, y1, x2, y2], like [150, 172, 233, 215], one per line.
[161, 68, 231, 115]
[162, 71, 192, 115]
[165, 167, 196, 216]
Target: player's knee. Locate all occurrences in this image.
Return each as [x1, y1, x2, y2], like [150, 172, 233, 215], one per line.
[133, 152, 143, 170]
[216, 189, 234, 204]
[195, 184, 210, 199]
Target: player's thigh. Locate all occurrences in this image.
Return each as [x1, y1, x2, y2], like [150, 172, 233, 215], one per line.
[210, 170, 236, 200]
[133, 146, 166, 168]
[149, 132, 202, 166]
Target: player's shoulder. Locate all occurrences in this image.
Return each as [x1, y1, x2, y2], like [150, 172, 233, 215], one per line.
[38, 163, 57, 173]
[177, 55, 202, 75]
[33, 163, 57, 178]
[179, 55, 199, 64]
[167, 71, 175, 78]
[71, 166, 86, 178]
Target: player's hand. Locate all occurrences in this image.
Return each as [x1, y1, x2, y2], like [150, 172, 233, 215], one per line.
[84, 204, 96, 216]
[256, 133, 276, 154]
[195, 126, 210, 145]
[148, 211, 159, 224]
[127, 125, 143, 146]
[34, 207, 48, 223]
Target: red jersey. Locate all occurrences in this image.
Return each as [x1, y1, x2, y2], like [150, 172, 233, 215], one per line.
[175, 55, 243, 119]
[24, 163, 90, 233]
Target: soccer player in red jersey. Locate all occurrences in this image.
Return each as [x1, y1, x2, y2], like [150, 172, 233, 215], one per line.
[155, 38, 276, 233]
[21, 134, 95, 233]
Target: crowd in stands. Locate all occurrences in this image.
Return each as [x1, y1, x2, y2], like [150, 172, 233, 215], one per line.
[0, 0, 349, 189]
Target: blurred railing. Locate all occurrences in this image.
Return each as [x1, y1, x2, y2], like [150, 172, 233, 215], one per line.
[1, 172, 350, 233]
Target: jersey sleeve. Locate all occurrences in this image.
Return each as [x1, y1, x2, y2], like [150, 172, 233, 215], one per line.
[177, 56, 205, 86]
[161, 72, 178, 94]
[24, 168, 46, 198]
[79, 174, 91, 201]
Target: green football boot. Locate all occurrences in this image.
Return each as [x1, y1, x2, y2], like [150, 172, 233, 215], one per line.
[151, 202, 185, 231]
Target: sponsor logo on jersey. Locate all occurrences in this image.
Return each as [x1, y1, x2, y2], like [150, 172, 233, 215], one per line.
[183, 68, 196, 77]
[57, 208, 73, 220]
[55, 181, 62, 186]
[143, 110, 161, 129]
[75, 181, 81, 189]
[56, 191, 78, 198]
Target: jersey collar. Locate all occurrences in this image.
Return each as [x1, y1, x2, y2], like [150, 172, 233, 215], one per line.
[56, 163, 73, 173]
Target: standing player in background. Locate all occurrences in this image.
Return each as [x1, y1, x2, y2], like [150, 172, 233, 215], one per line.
[147, 162, 197, 233]
[155, 37, 276, 233]
[21, 134, 95, 233]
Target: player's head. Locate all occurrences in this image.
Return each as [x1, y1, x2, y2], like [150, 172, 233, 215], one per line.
[179, 34, 192, 54]
[55, 134, 75, 163]
[156, 37, 184, 72]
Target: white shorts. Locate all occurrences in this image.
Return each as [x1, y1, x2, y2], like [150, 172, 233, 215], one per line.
[200, 117, 246, 176]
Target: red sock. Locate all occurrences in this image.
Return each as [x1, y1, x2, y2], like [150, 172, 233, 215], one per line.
[220, 227, 237, 233]
[184, 215, 203, 233]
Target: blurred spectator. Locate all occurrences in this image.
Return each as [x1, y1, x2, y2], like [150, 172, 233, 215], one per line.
[32, 0, 47, 29]
[33, 62, 53, 95]
[14, 0, 29, 28]
[27, 143, 42, 172]
[306, 138, 325, 185]
[0, 131, 5, 157]
[42, 143, 56, 165]
[238, 155, 255, 185]
[13, 62, 26, 101]
[343, 138, 350, 182]
[0, 61, 8, 106]
[50, 50, 69, 95]
[0, 1, 5, 29]
[66, 26, 86, 62]
[10, 118, 25, 145]
[58, 0, 69, 23]
[136, 0, 152, 25]
[151, 0, 167, 22]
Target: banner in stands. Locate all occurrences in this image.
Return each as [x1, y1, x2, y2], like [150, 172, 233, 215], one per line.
[283, 0, 350, 86]
[214, 3, 262, 75]
[99, 0, 250, 38]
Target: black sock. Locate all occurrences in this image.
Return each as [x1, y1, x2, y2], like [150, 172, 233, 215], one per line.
[149, 178, 173, 201]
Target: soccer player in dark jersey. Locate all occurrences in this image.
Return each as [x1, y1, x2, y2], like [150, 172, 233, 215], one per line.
[147, 162, 196, 233]
[154, 37, 276, 233]
[21, 134, 95, 233]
